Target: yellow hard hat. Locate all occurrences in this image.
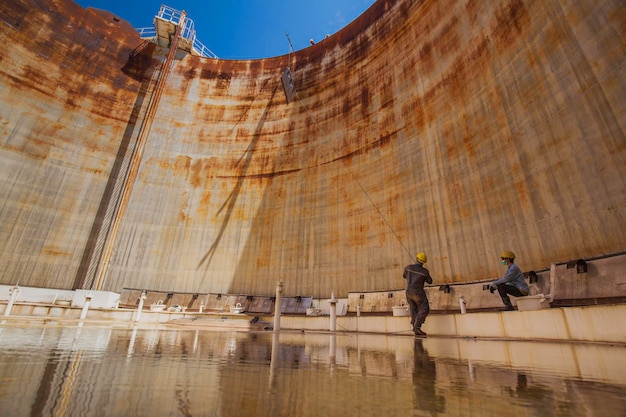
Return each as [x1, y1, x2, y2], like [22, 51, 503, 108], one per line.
[416, 252, 427, 264]
[500, 250, 516, 260]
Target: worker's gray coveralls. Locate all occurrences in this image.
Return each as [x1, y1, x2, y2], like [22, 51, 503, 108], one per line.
[403, 263, 433, 331]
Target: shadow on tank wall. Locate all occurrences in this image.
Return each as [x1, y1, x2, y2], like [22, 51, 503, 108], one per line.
[72, 41, 171, 290]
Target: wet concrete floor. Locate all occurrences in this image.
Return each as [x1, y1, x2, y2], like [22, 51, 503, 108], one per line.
[0, 322, 624, 417]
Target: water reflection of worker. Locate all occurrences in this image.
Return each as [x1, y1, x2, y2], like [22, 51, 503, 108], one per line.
[403, 252, 433, 336]
[412, 339, 445, 413]
[489, 250, 529, 311]
[506, 373, 554, 413]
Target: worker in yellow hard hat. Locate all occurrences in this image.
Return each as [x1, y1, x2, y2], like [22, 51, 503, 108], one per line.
[403, 252, 433, 336]
[489, 250, 529, 311]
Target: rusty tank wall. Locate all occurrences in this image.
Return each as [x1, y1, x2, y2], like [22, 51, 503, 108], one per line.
[0, 0, 624, 298]
[0, 0, 154, 289]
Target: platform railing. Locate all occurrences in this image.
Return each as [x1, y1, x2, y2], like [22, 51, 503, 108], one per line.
[191, 38, 218, 59]
[136, 27, 156, 38]
[135, 4, 218, 59]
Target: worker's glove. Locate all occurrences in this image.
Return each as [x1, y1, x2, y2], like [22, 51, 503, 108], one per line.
[489, 284, 496, 294]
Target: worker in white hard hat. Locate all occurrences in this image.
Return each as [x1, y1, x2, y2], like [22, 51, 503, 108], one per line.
[489, 250, 529, 311]
[403, 252, 433, 337]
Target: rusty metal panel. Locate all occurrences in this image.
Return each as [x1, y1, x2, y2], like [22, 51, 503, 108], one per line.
[281, 67, 297, 103]
[281, 297, 299, 314]
[347, 293, 362, 313]
[247, 296, 274, 314]
[119, 289, 144, 307]
[204, 294, 228, 311]
[143, 291, 170, 307]
[167, 293, 193, 309]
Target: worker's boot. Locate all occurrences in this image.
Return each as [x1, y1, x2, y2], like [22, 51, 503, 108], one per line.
[501, 296, 515, 311]
[414, 328, 427, 337]
[414, 322, 427, 337]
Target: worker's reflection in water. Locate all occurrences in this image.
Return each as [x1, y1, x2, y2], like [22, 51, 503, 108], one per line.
[505, 373, 559, 414]
[412, 339, 446, 413]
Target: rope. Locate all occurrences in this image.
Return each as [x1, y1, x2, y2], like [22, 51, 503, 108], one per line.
[285, 32, 295, 70]
[291, 88, 414, 262]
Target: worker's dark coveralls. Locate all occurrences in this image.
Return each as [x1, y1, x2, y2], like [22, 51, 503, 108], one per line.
[403, 263, 433, 332]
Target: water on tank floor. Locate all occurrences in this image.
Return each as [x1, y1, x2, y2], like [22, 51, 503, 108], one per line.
[0, 322, 624, 417]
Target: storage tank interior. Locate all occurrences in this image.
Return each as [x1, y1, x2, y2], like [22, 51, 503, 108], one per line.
[0, 0, 624, 299]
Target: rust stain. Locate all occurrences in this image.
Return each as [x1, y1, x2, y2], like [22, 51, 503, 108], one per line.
[350, 222, 368, 245]
[460, 113, 477, 159]
[41, 247, 72, 257]
[174, 155, 192, 175]
[182, 67, 197, 80]
[421, 1, 524, 108]
[215, 167, 301, 180]
[196, 190, 212, 218]
[419, 42, 435, 74]
[343, 34, 372, 67]
[324, 127, 399, 166]
[465, 1, 480, 26]
[386, 191, 401, 215]
[179, 191, 189, 222]
[189, 158, 210, 188]
[436, 16, 460, 56]
[256, 255, 270, 268]
[200, 68, 232, 90]
[468, 36, 490, 62]
[2, 0, 28, 30]
[360, 88, 370, 117]
[516, 180, 529, 204]
[13, 65, 55, 98]
[510, 164, 529, 204]
[493, 0, 530, 48]
[397, 0, 412, 21]
[200, 69, 232, 81]
[401, 95, 426, 131]
[83, 167, 105, 175]
[379, 75, 395, 110]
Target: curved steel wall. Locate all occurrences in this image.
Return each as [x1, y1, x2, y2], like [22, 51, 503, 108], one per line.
[0, 0, 624, 297]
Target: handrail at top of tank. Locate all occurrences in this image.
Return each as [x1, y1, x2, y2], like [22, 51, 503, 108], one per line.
[156, 4, 194, 39]
[192, 39, 218, 59]
[157, 4, 182, 24]
[136, 5, 218, 59]
[134, 26, 218, 59]
[136, 27, 156, 38]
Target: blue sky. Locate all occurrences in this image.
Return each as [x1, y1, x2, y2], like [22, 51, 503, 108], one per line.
[73, 1, 375, 59]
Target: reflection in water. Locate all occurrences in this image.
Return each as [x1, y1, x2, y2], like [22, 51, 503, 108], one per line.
[508, 373, 559, 414]
[0, 323, 624, 417]
[412, 339, 445, 413]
